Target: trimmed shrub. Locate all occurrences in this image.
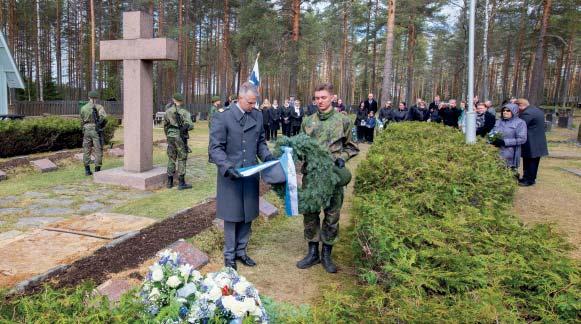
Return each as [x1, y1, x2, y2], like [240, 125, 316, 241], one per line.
[0, 116, 118, 158]
[350, 123, 580, 322]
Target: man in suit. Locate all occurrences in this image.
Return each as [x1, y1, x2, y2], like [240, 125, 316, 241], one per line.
[475, 102, 496, 137]
[209, 82, 276, 270]
[306, 97, 318, 116]
[291, 99, 304, 136]
[363, 93, 378, 114]
[517, 98, 548, 187]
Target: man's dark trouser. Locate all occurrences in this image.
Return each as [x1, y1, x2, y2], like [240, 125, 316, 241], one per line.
[522, 157, 541, 184]
[264, 125, 271, 141]
[224, 221, 252, 260]
[282, 123, 291, 137]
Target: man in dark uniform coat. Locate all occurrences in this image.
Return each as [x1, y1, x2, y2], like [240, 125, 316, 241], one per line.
[363, 93, 378, 114]
[517, 98, 548, 187]
[209, 82, 276, 270]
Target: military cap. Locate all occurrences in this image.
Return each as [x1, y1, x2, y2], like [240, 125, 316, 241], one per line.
[88, 91, 99, 99]
[211, 95, 221, 103]
[173, 93, 184, 101]
[261, 161, 286, 185]
[333, 165, 352, 187]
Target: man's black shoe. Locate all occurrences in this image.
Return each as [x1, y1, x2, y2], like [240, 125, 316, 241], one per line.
[297, 242, 320, 269]
[236, 255, 257, 267]
[95, 166, 101, 172]
[224, 258, 237, 271]
[518, 181, 535, 187]
[167, 176, 174, 189]
[321, 244, 337, 273]
[178, 175, 192, 190]
[84, 165, 92, 176]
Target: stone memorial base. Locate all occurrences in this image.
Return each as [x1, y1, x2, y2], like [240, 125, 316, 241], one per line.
[93, 166, 167, 190]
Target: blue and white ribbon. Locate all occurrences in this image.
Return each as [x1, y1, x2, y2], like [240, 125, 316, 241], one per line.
[279, 146, 299, 216]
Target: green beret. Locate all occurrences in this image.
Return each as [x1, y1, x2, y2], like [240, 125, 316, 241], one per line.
[211, 95, 221, 103]
[173, 93, 184, 101]
[88, 91, 99, 99]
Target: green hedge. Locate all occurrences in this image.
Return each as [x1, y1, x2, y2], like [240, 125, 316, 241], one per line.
[351, 123, 580, 322]
[0, 116, 118, 158]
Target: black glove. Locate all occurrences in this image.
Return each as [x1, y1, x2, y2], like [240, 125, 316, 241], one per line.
[224, 168, 242, 180]
[180, 125, 190, 133]
[263, 155, 277, 162]
[492, 139, 505, 147]
[99, 118, 108, 128]
[335, 158, 345, 169]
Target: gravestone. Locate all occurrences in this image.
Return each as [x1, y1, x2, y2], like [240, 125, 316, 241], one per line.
[96, 279, 134, 302]
[167, 240, 209, 270]
[259, 197, 278, 219]
[108, 147, 124, 157]
[557, 109, 573, 128]
[30, 159, 58, 173]
[0, 170, 6, 181]
[96, 11, 178, 190]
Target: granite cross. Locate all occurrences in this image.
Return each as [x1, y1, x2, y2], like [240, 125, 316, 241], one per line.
[100, 11, 177, 173]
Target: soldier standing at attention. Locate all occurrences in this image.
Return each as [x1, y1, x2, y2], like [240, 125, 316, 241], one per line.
[164, 93, 194, 190]
[208, 96, 222, 130]
[80, 91, 107, 176]
[298, 83, 359, 273]
[209, 82, 276, 270]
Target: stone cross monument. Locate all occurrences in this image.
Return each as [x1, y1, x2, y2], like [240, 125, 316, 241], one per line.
[95, 11, 177, 190]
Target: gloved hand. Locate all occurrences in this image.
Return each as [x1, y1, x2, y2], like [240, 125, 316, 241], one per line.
[224, 168, 242, 180]
[335, 158, 345, 169]
[99, 118, 108, 128]
[263, 155, 277, 162]
[180, 125, 190, 133]
[492, 139, 505, 147]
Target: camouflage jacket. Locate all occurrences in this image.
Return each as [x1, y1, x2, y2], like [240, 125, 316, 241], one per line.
[301, 109, 359, 162]
[164, 104, 194, 137]
[80, 102, 107, 129]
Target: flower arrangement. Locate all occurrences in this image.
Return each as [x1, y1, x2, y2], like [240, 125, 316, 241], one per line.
[487, 130, 503, 144]
[140, 250, 268, 324]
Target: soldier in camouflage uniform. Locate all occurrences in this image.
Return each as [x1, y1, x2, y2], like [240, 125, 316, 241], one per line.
[298, 83, 359, 273]
[164, 93, 194, 190]
[208, 96, 222, 130]
[80, 91, 107, 176]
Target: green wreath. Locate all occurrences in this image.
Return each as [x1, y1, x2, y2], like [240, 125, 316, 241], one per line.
[272, 134, 340, 214]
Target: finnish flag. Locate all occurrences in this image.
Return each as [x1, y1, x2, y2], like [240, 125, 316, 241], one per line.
[249, 55, 260, 86]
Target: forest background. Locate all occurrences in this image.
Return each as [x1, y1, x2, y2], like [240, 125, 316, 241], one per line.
[0, 0, 579, 110]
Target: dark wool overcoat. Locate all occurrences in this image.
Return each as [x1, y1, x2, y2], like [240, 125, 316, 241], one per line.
[519, 106, 549, 158]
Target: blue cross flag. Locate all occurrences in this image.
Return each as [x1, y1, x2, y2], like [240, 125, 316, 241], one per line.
[248, 54, 260, 86]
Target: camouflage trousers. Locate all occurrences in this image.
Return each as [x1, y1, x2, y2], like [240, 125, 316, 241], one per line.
[167, 136, 188, 176]
[82, 128, 103, 167]
[303, 185, 344, 246]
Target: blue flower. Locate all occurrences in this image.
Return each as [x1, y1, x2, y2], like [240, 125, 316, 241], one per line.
[179, 305, 189, 318]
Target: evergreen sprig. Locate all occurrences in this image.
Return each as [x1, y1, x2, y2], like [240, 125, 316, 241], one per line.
[272, 134, 340, 214]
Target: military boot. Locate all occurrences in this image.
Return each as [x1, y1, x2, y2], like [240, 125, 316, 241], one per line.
[84, 165, 92, 176]
[178, 175, 192, 190]
[321, 244, 337, 273]
[296, 242, 320, 269]
[95, 166, 101, 172]
[167, 176, 174, 189]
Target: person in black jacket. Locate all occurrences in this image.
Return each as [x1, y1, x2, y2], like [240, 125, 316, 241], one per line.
[363, 93, 378, 114]
[261, 99, 273, 141]
[406, 100, 430, 121]
[517, 98, 548, 187]
[378, 101, 392, 128]
[475, 102, 496, 137]
[270, 99, 281, 140]
[389, 102, 408, 123]
[306, 97, 318, 116]
[290, 99, 304, 136]
[440, 99, 462, 128]
[428, 95, 441, 112]
[281, 99, 292, 137]
[355, 101, 368, 142]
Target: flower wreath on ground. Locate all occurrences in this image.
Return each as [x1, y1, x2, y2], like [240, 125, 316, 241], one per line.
[140, 250, 268, 324]
[272, 134, 340, 214]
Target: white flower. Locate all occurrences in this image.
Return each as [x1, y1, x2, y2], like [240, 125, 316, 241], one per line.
[150, 264, 164, 282]
[190, 270, 202, 281]
[166, 275, 181, 288]
[148, 287, 161, 301]
[222, 295, 247, 318]
[206, 285, 222, 301]
[233, 280, 251, 295]
[179, 264, 193, 278]
[213, 272, 232, 289]
[243, 298, 260, 317]
[177, 282, 198, 298]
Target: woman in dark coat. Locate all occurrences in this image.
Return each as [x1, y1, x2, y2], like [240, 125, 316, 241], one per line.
[517, 98, 548, 186]
[269, 99, 281, 140]
[355, 101, 368, 142]
[390, 102, 408, 123]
